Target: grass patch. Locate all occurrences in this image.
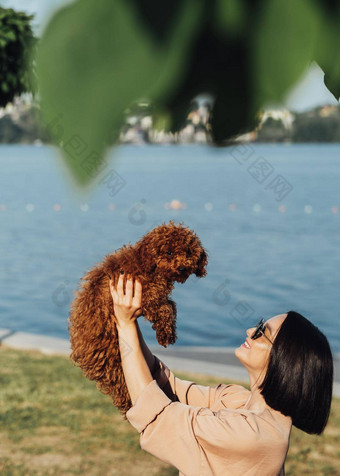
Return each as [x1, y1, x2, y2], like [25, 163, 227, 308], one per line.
[0, 347, 339, 475]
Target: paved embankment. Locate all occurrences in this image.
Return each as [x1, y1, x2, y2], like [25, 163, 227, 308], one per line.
[1, 329, 339, 397]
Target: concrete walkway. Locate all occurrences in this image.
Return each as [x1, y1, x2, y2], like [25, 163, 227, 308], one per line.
[1, 329, 339, 397]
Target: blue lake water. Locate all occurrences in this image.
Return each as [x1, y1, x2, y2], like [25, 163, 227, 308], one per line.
[0, 143, 340, 354]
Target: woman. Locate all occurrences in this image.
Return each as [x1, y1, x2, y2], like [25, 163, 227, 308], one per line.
[109, 273, 333, 476]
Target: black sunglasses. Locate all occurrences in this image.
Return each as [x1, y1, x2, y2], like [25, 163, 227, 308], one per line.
[251, 318, 273, 344]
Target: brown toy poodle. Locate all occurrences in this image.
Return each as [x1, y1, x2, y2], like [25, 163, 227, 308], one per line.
[68, 220, 208, 416]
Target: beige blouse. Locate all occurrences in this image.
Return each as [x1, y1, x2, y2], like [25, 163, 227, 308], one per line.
[126, 356, 292, 476]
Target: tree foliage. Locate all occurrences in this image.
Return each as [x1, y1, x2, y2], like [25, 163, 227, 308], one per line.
[292, 108, 340, 142]
[35, 0, 340, 187]
[0, 7, 37, 107]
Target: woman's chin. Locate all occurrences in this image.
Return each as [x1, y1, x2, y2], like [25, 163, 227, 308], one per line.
[234, 346, 245, 363]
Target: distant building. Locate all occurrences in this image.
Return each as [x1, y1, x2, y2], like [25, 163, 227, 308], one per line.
[319, 105, 338, 117]
[259, 109, 295, 130]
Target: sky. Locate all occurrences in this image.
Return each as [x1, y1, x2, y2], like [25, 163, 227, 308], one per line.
[1, 0, 339, 113]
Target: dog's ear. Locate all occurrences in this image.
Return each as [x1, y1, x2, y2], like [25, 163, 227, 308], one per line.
[194, 249, 208, 277]
[134, 237, 159, 275]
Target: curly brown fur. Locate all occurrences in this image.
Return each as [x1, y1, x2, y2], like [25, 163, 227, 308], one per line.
[68, 220, 208, 417]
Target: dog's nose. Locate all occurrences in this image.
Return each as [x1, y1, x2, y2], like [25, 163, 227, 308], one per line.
[178, 266, 186, 273]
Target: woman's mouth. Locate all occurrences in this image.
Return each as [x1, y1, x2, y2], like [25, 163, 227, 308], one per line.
[242, 339, 251, 349]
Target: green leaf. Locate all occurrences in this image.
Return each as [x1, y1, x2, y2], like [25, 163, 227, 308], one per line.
[3, 29, 16, 42]
[37, 0, 203, 187]
[214, 0, 246, 37]
[314, 9, 340, 101]
[6, 72, 17, 86]
[252, 0, 321, 107]
[1, 81, 9, 93]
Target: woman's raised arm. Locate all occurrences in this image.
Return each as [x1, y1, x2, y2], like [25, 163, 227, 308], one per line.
[135, 320, 156, 373]
[111, 275, 237, 409]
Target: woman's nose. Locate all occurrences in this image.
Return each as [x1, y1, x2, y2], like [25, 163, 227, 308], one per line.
[246, 327, 255, 338]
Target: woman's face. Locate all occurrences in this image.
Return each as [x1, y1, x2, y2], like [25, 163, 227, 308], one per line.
[235, 313, 287, 382]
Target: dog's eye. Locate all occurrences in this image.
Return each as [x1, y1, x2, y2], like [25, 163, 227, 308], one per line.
[166, 250, 173, 256]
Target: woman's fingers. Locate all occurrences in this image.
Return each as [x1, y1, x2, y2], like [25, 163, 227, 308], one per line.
[111, 273, 142, 304]
[109, 278, 118, 301]
[125, 276, 133, 298]
[133, 279, 142, 306]
[110, 274, 143, 322]
[117, 273, 124, 295]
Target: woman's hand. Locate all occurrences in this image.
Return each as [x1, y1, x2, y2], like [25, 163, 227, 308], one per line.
[109, 273, 143, 330]
[109, 273, 152, 405]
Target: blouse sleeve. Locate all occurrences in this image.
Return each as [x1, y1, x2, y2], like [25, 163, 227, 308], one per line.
[151, 354, 234, 408]
[126, 379, 252, 476]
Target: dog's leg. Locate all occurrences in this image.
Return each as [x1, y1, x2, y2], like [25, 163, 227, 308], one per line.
[144, 299, 177, 347]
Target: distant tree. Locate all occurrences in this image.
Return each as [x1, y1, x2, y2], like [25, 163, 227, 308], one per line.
[0, 7, 37, 108]
[292, 110, 340, 142]
[0, 104, 45, 143]
[0, 115, 22, 142]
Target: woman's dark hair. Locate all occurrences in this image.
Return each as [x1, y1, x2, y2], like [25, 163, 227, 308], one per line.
[259, 310, 333, 435]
